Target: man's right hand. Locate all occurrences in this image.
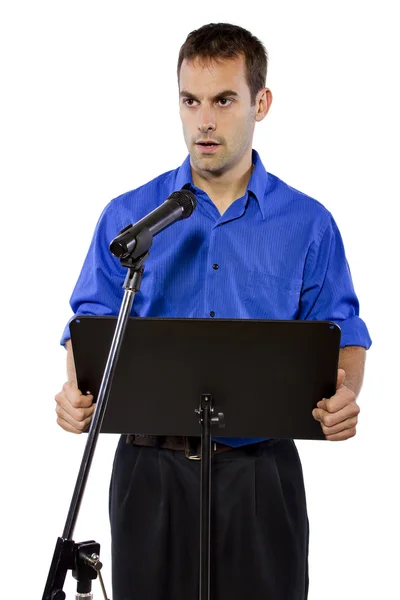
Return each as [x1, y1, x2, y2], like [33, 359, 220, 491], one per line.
[55, 381, 95, 434]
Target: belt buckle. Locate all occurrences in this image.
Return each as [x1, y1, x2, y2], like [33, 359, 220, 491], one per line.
[186, 450, 201, 461]
[185, 437, 201, 460]
[185, 439, 217, 460]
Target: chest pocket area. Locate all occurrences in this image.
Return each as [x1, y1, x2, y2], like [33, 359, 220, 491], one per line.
[244, 270, 302, 319]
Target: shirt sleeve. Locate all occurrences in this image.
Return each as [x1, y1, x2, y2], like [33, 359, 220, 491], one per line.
[298, 215, 372, 348]
[60, 202, 128, 346]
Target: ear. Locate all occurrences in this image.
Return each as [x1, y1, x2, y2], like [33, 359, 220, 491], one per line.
[254, 88, 272, 122]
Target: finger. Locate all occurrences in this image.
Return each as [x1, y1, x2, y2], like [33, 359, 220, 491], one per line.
[336, 368, 345, 389]
[325, 425, 357, 441]
[56, 414, 85, 434]
[55, 391, 93, 414]
[62, 381, 94, 408]
[56, 404, 94, 433]
[57, 414, 91, 434]
[313, 401, 359, 427]
[56, 391, 94, 413]
[320, 415, 358, 437]
[317, 385, 356, 413]
[56, 397, 95, 426]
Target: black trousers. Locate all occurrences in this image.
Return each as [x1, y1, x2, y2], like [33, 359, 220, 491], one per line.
[109, 436, 309, 600]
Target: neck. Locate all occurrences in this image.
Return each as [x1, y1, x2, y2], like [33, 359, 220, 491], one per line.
[191, 151, 254, 215]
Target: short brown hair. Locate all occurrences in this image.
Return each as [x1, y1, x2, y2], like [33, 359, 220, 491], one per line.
[177, 23, 268, 104]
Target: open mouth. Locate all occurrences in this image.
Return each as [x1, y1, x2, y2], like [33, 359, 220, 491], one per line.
[196, 141, 220, 151]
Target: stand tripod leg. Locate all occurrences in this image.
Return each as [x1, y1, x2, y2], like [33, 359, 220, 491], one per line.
[43, 263, 146, 600]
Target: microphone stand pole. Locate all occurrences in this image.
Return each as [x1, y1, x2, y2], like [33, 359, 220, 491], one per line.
[42, 230, 152, 600]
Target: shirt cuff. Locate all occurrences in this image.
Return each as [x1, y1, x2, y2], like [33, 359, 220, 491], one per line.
[331, 315, 372, 349]
[60, 318, 74, 347]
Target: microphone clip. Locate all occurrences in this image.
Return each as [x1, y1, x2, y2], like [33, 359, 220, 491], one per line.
[112, 227, 153, 293]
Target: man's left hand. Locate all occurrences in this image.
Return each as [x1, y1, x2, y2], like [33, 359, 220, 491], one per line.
[312, 368, 360, 441]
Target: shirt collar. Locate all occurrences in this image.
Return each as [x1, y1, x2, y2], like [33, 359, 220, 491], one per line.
[174, 149, 270, 220]
[247, 150, 270, 220]
[175, 154, 193, 190]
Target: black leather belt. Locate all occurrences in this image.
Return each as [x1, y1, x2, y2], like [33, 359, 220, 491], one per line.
[126, 434, 233, 460]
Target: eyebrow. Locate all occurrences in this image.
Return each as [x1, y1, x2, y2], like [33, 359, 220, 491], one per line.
[179, 89, 239, 101]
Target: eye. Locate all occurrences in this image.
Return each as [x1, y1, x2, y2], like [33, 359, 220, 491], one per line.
[217, 98, 233, 107]
[183, 98, 198, 107]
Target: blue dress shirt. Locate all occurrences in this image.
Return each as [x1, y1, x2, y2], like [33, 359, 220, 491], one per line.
[61, 150, 372, 446]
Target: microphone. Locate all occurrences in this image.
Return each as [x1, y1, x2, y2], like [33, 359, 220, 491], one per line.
[110, 189, 197, 259]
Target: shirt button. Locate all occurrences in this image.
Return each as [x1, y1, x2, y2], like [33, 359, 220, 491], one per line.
[210, 311, 215, 317]
[212, 264, 219, 270]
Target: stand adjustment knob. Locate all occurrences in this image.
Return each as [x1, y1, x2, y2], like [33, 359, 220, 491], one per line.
[211, 412, 225, 428]
[83, 553, 103, 572]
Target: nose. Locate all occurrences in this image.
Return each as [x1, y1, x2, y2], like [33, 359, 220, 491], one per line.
[198, 105, 216, 133]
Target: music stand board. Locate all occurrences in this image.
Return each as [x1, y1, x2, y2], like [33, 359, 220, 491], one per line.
[70, 317, 341, 441]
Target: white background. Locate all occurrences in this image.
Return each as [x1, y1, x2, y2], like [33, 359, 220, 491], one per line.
[1, 1, 398, 598]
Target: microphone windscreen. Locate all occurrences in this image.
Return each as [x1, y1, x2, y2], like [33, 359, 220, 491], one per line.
[168, 190, 197, 218]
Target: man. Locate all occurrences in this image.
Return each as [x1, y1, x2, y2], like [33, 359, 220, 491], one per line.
[55, 23, 371, 600]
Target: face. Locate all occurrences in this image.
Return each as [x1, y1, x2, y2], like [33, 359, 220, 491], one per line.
[179, 55, 270, 177]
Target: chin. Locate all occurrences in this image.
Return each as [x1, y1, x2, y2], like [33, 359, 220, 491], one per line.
[193, 160, 224, 175]
[192, 152, 227, 172]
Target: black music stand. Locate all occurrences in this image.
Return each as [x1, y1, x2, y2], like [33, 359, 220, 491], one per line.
[70, 317, 340, 440]
[69, 316, 340, 599]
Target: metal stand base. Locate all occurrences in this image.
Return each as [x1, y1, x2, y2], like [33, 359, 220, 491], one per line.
[43, 255, 148, 600]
